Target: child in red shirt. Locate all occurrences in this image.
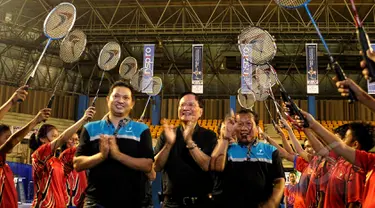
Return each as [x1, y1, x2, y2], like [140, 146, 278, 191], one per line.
[29, 107, 94, 208]
[0, 107, 51, 208]
[59, 133, 87, 207]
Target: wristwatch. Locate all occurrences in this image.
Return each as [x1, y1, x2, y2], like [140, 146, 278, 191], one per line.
[186, 142, 198, 149]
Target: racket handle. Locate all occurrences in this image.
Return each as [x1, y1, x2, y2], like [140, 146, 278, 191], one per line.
[330, 61, 357, 103]
[280, 90, 309, 128]
[46, 95, 55, 108]
[357, 27, 375, 82]
[91, 97, 97, 107]
[17, 79, 31, 103]
[271, 120, 281, 134]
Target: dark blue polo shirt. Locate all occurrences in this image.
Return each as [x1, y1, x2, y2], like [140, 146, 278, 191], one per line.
[76, 117, 154, 207]
[222, 140, 285, 208]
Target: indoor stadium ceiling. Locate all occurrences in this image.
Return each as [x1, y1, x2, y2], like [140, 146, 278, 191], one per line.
[0, 0, 374, 97]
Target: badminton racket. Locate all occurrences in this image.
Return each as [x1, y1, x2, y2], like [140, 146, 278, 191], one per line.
[237, 88, 257, 110]
[46, 29, 86, 108]
[91, 42, 121, 106]
[348, 0, 375, 81]
[274, 0, 357, 103]
[119, 56, 138, 80]
[139, 76, 163, 121]
[250, 64, 309, 129]
[130, 68, 154, 92]
[20, 2, 76, 101]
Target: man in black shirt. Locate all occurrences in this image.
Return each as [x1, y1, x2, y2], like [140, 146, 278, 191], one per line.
[74, 81, 154, 208]
[211, 109, 285, 208]
[154, 92, 217, 208]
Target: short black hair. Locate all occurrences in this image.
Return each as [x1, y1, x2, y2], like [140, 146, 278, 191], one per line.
[0, 124, 10, 135]
[333, 124, 350, 140]
[179, 92, 203, 108]
[108, 81, 135, 101]
[348, 122, 375, 152]
[29, 124, 57, 151]
[236, 108, 259, 125]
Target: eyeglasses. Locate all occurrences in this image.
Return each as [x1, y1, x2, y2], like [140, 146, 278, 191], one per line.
[179, 102, 198, 108]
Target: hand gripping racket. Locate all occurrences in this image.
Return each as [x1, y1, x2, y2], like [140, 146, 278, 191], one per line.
[274, 0, 357, 103]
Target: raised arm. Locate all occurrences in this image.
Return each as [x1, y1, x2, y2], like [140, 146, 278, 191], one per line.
[261, 133, 295, 162]
[299, 111, 356, 164]
[0, 86, 28, 120]
[304, 128, 329, 157]
[0, 108, 51, 153]
[281, 118, 311, 162]
[50, 107, 95, 153]
[211, 115, 235, 171]
[274, 124, 295, 154]
[335, 50, 375, 112]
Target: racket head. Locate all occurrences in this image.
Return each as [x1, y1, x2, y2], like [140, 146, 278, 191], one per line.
[257, 64, 277, 87]
[251, 74, 270, 101]
[43, 2, 76, 40]
[130, 69, 143, 92]
[274, 0, 310, 9]
[238, 26, 277, 65]
[119, 57, 138, 80]
[59, 29, 87, 63]
[147, 76, 163, 96]
[98, 42, 121, 71]
[237, 88, 256, 110]
[254, 65, 271, 89]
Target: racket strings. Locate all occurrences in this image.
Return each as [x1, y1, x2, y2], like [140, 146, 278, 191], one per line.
[150, 77, 163, 96]
[60, 29, 86, 63]
[130, 71, 142, 92]
[98, 42, 121, 71]
[119, 57, 138, 80]
[45, 3, 76, 39]
[238, 27, 276, 65]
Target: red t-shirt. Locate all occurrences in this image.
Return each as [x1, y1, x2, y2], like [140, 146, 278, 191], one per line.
[355, 150, 375, 208]
[305, 157, 325, 208]
[294, 156, 308, 208]
[0, 154, 17, 208]
[324, 157, 365, 208]
[284, 183, 297, 208]
[31, 143, 67, 208]
[59, 147, 87, 207]
[319, 151, 339, 193]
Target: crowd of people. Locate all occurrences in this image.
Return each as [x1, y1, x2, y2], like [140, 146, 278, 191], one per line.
[0, 50, 374, 208]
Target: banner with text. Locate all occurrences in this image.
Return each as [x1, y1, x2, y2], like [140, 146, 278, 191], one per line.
[368, 44, 375, 94]
[192, 44, 203, 94]
[306, 43, 319, 94]
[142, 44, 155, 94]
[241, 45, 253, 94]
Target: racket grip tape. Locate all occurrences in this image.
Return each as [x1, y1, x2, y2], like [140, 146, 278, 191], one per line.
[17, 85, 29, 103]
[280, 90, 309, 128]
[331, 61, 357, 103]
[357, 27, 375, 82]
[46, 95, 55, 108]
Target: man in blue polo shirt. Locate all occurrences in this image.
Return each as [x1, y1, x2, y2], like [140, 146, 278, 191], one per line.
[211, 109, 285, 208]
[74, 81, 154, 208]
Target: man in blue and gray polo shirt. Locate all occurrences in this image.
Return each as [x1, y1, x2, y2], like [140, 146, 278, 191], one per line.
[211, 109, 285, 208]
[74, 81, 154, 208]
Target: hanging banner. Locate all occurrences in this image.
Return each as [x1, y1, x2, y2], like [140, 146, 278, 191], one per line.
[306, 43, 319, 94]
[192, 44, 203, 94]
[241, 45, 253, 94]
[142, 44, 155, 94]
[368, 44, 375, 94]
